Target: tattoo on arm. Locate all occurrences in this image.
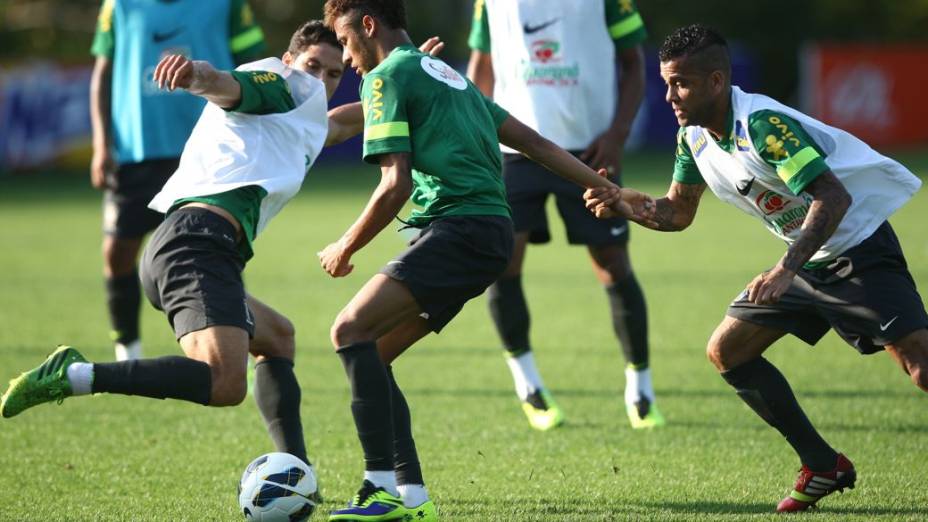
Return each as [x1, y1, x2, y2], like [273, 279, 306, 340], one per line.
[779, 172, 852, 272]
[650, 182, 706, 231]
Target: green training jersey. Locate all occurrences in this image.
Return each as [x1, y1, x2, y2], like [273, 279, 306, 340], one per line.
[360, 45, 511, 227]
[172, 69, 295, 261]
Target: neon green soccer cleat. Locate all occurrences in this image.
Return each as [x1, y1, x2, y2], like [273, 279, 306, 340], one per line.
[329, 480, 406, 521]
[1, 346, 87, 418]
[521, 389, 564, 431]
[626, 396, 665, 429]
[401, 500, 438, 521]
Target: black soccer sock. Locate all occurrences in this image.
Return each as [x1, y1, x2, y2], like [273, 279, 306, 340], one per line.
[254, 357, 309, 465]
[605, 275, 649, 368]
[105, 270, 142, 345]
[92, 356, 211, 405]
[387, 366, 423, 486]
[722, 357, 838, 471]
[487, 275, 532, 357]
[337, 341, 394, 472]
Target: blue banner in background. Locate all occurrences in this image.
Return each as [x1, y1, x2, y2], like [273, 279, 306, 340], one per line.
[0, 64, 92, 171]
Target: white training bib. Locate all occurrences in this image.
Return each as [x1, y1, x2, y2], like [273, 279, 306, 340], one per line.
[149, 58, 329, 237]
[483, 0, 617, 151]
[686, 86, 921, 261]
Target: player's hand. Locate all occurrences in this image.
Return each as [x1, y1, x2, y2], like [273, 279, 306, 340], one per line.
[580, 129, 626, 177]
[153, 54, 215, 93]
[317, 240, 354, 278]
[746, 266, 796, 305]
[418, 36, 445, 57]
[90, 146, 115, 190]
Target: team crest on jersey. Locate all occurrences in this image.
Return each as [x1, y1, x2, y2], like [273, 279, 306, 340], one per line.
[735, 120, 750, 151]
[420, 57, 467, 90]
[531, 40, 561, 63]
[689, 128, 708, 157]
[765, 135, 788, 160]
[754, 190, 789, 215]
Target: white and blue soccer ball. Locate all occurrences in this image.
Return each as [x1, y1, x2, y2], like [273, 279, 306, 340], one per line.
[238, 452, 318, 521]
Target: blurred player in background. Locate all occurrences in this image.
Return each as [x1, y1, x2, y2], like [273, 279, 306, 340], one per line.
[585, 24, 928, 513]
[320, 1, 636, 520]
[466, 0, 661, 430]
[90, 0, 265, 361]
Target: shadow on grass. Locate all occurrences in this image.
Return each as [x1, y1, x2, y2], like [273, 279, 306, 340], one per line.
[635, 500, 928, 517]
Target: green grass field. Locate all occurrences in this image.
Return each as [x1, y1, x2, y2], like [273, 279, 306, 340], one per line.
[1, 152, 927, 521]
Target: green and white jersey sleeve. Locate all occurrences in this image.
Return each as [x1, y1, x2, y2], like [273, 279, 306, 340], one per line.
[227, 70, 296, 115]
[90, 0, 115, 58]
[361, 72, 412, 161]
[747, 110, 829, 195]
[603, 0, 647, 50]
[672, 127, 704, 184]
[229, 0, 266, 64]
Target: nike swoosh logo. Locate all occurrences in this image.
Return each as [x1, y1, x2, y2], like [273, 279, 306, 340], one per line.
[523, 19, 559, 34]
[610, 225, 628, 237]
[880, 316, 899, 331]
[736, 177, 755, 196]
[153, 27, 185, 44]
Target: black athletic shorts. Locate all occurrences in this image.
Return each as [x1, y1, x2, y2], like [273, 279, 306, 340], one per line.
[139, 207, 255, 340]
[381, 215, 514, 333]
[103, 158, 178, 238]
[727, 222, 928, 354]
[503, 152, 629, 245]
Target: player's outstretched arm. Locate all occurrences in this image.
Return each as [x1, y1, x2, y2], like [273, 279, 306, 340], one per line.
[318, 153, 413, 277]
[498, 116, 619, 191]
[586, 180, 705, 231]
[153, 54, 242, 108]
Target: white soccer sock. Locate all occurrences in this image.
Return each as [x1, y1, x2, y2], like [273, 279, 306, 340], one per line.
[114, 340, 142, 361]
[624, 366, 654, 405]
[363, 470, 398, 497]
[397, 484, 429, 508]
[66, 362, 94, 396]
[506, 351, 545, 400]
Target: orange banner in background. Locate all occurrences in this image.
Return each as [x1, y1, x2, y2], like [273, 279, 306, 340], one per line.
[801, 44, 928, 147]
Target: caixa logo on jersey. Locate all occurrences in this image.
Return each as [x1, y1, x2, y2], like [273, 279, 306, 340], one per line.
[754, 190, 789, 215]
[531, 40, 561, 63]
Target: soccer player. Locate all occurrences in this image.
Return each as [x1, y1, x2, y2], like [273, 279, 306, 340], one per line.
[90, 0, 265, 361]
[466, 0, 660, 430]
[1, 21, 374, 486]
[585, 25, 928, 512]
[319, 1, 634, 520]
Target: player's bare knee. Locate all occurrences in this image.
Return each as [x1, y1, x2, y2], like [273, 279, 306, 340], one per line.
[331, 311, 366, 348]
[102, 238, 138, 275]
[267, 316, 297, 359]
[210, 370, 247, 406]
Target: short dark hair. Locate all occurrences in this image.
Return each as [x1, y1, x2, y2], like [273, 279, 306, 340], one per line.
[288, 20, 342, 55]
[658, 24, 730, 75]
[323, 0, 408, 31]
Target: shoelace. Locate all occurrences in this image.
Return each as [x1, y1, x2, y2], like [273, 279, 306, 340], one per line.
[352, 483, 382, 507]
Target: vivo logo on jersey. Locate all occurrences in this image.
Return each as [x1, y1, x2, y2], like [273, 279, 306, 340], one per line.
[420, 57, 467, 90]
[690, 129, 708, 157]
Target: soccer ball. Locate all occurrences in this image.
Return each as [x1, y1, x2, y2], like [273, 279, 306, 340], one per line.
[238, 452, 318, 521]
